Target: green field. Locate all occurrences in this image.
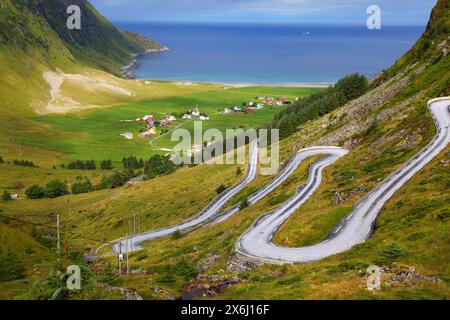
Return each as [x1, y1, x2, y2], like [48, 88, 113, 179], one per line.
[18, 85, 321, 164]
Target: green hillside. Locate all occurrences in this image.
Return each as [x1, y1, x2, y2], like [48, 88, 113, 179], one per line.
[0, 0, 448, 300]
[0, 0, 162, 75]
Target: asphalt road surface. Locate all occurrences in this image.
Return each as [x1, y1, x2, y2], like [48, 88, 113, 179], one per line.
[236, 98, 450, 264]
[113, 139, 259, 253]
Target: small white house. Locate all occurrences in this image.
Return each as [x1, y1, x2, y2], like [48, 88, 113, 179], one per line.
[182, 114, 192, 120]
[257, 103, 264, 109]
[166, 115, 177, 121]
[223, 108, 232, 114]
[199, 116, 209, 121]
[120, 132, 134, 140]
[191, 108, 200, 117]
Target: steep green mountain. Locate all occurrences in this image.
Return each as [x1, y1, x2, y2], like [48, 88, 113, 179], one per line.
[0, 0, 162, 75]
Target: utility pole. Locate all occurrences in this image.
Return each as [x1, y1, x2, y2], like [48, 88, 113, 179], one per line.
[129, 220, 132, 238]
[139, 171, 144, 233]
[118, 237, 122, 275]
[56, 215, 60, 252]
[64, 200, 70, 270]
[126, 234, 129, 275]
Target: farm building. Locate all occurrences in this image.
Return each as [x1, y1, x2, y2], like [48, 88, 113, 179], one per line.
[120, 132, 134, 140]
[160, 119, 172, 127]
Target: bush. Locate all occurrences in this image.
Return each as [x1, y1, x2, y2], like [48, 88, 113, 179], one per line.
[0, 247, 26, 282]
[0, 156, 4, 163]
[13, 159, 37, 167]
[375, 243, 409, 265]
[172, 230, 182, 240]
[2, 191, 12, 201]
[236, 167, 242, 176]
[26, 185, 45, 199]
[239, 198, 250, 211]
[45, 180, 69, 198]
[144, 155, 177, 180]
[216, 184, 227, 195]
[71, 180, 93, 195]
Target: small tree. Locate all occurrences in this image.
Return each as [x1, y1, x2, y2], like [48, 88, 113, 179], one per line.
[101, 160, 113, 170]
[216, 184, 227, 195]
[236, 167, 242, 176]
[0, 156, 4, 164]
[45, 180, 69, 198]
[26, 185, 45, 199]
[0, 247, 26, 282]
[375, 243, 409, 265]
[2, 191, 12, 201]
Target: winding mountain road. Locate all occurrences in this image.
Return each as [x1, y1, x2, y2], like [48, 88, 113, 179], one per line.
[113, 139, 259, 253]
[236, 98, 450, 264]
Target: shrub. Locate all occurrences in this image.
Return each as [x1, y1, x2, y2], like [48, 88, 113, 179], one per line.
[26, 185, 45, 199]
[2, 191, 12, 201]
[45, 180, 69, 198]
[144, 155, 177, 180]
[71, 180, 93, 195]
[0, 247, 26, 282]
[375, 243, 409, 265]
[0, 156, 4, 163]
[236, 167, 242, 176]
[172, 230, 182, 240]
[13, 159, 37, 167]
[239, 198, 250, 211]
[216, 184, 227, 195]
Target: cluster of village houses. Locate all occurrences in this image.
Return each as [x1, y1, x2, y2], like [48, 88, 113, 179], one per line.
[121, 97, 292, 141]
[222, 96, 292, 114]
[135, 108, 209, 139]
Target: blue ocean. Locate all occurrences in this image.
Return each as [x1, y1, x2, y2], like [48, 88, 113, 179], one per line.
[117, 22, 426, 84]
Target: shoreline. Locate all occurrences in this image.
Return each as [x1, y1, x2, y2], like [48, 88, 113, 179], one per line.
[122, 48, 333, 88]
[121, 47, 170, 79]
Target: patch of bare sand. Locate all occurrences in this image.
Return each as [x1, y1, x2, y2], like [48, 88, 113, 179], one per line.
[41, 70, 132, 114]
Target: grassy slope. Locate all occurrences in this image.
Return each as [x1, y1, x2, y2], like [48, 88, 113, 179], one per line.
[92, 1, 450, 300]
[0, 0, 448, 301]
